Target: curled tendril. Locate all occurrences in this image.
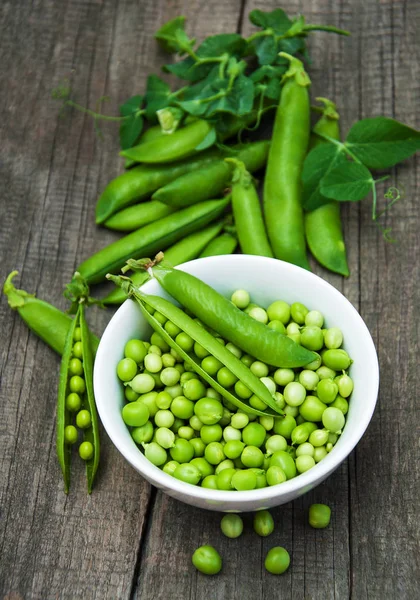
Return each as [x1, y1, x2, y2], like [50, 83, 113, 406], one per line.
[373, 184, 406, 244]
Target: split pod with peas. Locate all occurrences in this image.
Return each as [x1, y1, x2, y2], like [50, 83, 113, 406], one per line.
[107, 273, 284, 417]
[126, 257, 316, 368]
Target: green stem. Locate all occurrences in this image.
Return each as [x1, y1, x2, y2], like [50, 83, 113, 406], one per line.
[246, 29, 273, 44]
[303, 24, 351, 36]
[65, 100, 139, 122]
[371, 176, 391, 221]
[315, 133, 361, 163]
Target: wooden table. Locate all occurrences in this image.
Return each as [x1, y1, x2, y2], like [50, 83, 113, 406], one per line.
[1, 1, 419, 598]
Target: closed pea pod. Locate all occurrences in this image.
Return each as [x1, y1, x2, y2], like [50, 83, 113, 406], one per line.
[120, 119, 214, 164]
[78, 197, 230, 284]
[304, 98, 350, 276]
[226, 159, 273, 257]
[144, 261, 316, 368]
[199, 233, 238, 258]
[263, 53, 311, 269]
[103, 200, 177, 232]
[109, 278, 284, 417]
[152, 140, 270, 208]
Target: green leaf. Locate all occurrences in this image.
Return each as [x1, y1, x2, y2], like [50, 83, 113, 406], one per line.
[254, 35, 278, 65]
[144, 75, 171, 121]
[155, 16, 195, 55]
[346, 117, 420, 169]
[302, 144, 347, 210]
[119, 113, 144, 150]
[249, 9, 292, 34]
[320, 162, 374, 201]
[278, 36, 306, 56]
[205, 75, 254, 118]
[250, 64, 286, 83]
[164, 56, 213, 82]
[120, 95, 143, 117]
[196, 33, 247, 59]
[195, 127, 216, 151]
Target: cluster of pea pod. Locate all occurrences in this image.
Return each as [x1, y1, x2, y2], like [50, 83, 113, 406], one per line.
[72, 54, 348, 305]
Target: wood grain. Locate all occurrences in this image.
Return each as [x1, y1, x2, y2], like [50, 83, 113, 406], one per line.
[0, 0, 419, 598]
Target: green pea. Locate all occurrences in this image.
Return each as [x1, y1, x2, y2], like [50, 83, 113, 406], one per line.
[170, 438, 194, 463]
[174, 331, 194, 352]
[222, 425, 241, 442]
[241, 445, 264, 468]
[253, 510, 274, 536]
[304, 352, 322, 371]
[298, 370, 319, 391]
[150, 332, 170, 352]
[291, 422, 317, 445]
[191, 457, 214, 478]
[284, 382, 306, 407]
[309, 503, 331, 528]
[124, 339, 147, 363]
[336, 374, 354, 398]
[241, 354, 254, 367]
[265, 434, 288, 455]
[322, 349, 351, 371]
[64, 425, 78, 445]
[309, 429, 329, 447]
[164, 321, 181, 338]
[216, 467, 236, 490]
[225, 342, 242, 359]
[313, 446, 328, 463]
[223, 439, 245, 459]
[132, 421, 154, 444]
[76, 409, 91, 429]
[177, 425, 195, 440]
[169, 347, 183, 362]
[231, 289, 250, 309]
[300, 326, 324, 351]
[154, 409, 175, 428]
[317, 379, 338, 404]
[273, 415, 296, 439]
[69, 357, 83, 377]
[268, 320, 286, 334]
[260, 377, 276, 395]
[216, 367, 238, 388]
[125, 387, 139, 402]
[122, 402, 149, 427]
[165, 384, 183, 399]
[158, 367, 179, 387]
[284, 405, 299, 418]
[270, 451, 296, 480]
[205, 442, 225, 465]
[316, 366, 337, 380]
[138, 392, 159, 417]
[266, 465, 287, 486]
[305, 310, 324, 328]
[295, 442, 314, 457]
[163, 460, 179, 477]
[155, 391, 172, 410]
[322, 407, 345, 433]
[273, 392, 286, 410]
[194, 398, 223, 425]
[259, 415, 274, 431]
[215, 459, 235, 474]
[183, 379, 206, 401]
[330, 395, 349, 415]
[291, 302, 308, 324]
[249, 395, 268, 411]
[231, 412, 249, 429]
[207, 388, 223, 401]
[267, 300, 290, 324]
[200, 424, 223, 444]
[295, 454, 315, 473]
[161, 353, 176, 368]
[194, 341, 210, 359]
[273, 368, 295, 386]
[189, 437, 205, 457]
[66, 392, 82, 413]
[201, 475, 219, 489]
[79, 441, 94, 461]
[189, 415, 203, 431]
[249, 307, 268, 323]
[242, 423, 266, 447]
[72, 341, 83, 359]
[231, 469, 257, 491]
[251, 468, 267, 489]
[155, 427, 175, 449]
[299, 396, 327, 422]
[264, 547, 290, 575]
[69, 375, 85, 394]
[130, 373, 155, 394]
[153, 311, 167, 326]
[328, 432, 338, 445]
[192, 545, 222, 575]
[173, 463, 201, 485]
[221, 514, 243, 538]
[144, 353, 163, 373]
[73, 326, 82, 342]
[171, 396, 194, 419]
[286, 322, 300, 335]
[324, 327, 343, 349]
[219, 407, 232, 427]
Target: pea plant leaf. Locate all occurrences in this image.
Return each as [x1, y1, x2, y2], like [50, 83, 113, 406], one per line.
[144, 75, 172, 121]
[249, 8, 293, 34]
[195, 33, 247, 59]
[164, 56, 209, 82]
[119, 95, 144, 149]
[254, 35, 278, 65]
[345, 117, 420, 169]
[302, 143, 347, 210]
[154, 16, 195, 55]
[320, 161, 374, 201]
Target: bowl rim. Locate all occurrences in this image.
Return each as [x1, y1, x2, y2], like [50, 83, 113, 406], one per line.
[94, 255, 379, 503]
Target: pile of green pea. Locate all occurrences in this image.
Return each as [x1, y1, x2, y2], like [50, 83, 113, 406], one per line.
[116, 290, 354, 490]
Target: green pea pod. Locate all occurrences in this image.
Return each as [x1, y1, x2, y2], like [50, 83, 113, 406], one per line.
[102, 221, 227, 305]
[264, 53, 311, 269]
[199, 233, 238, 258]
[226, 158, 273, 257]
[96, 148, 220, 224]
[146, 263, 316, 368]
[111, 281, 283, 417]
[103, 200, 177, 232]
[79, 304, 100, 493]
[124, 125, 165, 169]
[78, 197, 231, 285]
[56, 309, 79, 493]
[304, 98, 350, 277]
[152, 141, 270, 208]
[120, 120, 214, 164]
[3, 271, 99, 356]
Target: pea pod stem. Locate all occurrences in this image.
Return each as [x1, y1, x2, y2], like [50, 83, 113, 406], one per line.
[3, 271, 99, 356]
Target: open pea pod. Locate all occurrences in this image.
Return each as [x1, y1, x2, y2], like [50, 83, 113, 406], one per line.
[79, 304, 100, 494]
[56, 308, 80, 493]
[121, 284, 284, 418]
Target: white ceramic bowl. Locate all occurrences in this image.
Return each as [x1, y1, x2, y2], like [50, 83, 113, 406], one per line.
[94, 255, 379, 512]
